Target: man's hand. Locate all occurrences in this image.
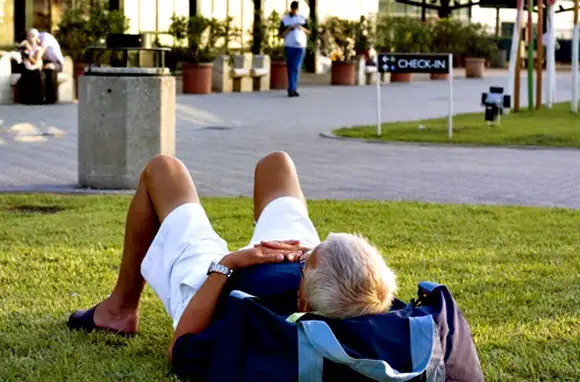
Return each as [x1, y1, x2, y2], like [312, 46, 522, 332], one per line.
[220, 245, 302, 270]
[256, 240, 312, 254]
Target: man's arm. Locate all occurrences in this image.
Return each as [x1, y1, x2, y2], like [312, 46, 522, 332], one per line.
[25, 47, 44, 67]
[298, 20, 311, 35]
[279, 21, 294, 38]
[168, 245, 303, 363]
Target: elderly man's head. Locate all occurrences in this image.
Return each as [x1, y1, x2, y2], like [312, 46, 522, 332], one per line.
[298, 233, 397, 318]
[27, 28, 40, 44]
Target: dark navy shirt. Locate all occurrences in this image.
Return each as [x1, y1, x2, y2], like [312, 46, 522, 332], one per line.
[171, 262, 303, 379]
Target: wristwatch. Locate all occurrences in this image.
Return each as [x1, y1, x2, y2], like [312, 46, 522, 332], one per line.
[207, 261, 233, 278]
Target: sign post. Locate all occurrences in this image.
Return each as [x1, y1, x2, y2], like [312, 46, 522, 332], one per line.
[573, 0, 580, 113]
[377, 53, 454, 138]
[376, 62, 382, 136]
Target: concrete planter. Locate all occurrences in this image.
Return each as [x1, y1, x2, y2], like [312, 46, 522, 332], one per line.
[391, 73, 412, 83]
[465, 57, 486, 78]
[270, 60, 288, 90]
[183, 62, 213, 94]
[331, 61, 356, 86]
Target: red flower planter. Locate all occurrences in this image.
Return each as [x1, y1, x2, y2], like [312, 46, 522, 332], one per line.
[182, 62, 213, 95]
[73, 62, 86, 99]
[270, 61, 288, 90]
[430, 73, 449, 80]
[330, 61, 356, 86]
[390, 73, 412, 83]
[465, 58, 486, 78]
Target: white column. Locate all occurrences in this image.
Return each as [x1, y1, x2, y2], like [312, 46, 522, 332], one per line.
[546, 4, 557, 108]
[507, 0, 525, 109]
[572, 24, 579, 113]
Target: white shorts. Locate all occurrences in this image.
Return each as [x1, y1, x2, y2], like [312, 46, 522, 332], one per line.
[140, 196, 320, 329]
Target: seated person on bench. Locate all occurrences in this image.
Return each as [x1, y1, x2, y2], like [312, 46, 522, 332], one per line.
[15, 29, 46, 104]
[38, 31, 65, 73]
[67, 152, 397, 366]
[38, 31, 65, 103]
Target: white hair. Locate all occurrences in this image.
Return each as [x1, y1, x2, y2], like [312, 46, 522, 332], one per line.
[303, 233, 397, 319]
[28, 28, 39, 38]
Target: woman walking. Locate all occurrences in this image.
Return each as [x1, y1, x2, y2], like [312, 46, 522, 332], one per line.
[279, 1, 310, 97]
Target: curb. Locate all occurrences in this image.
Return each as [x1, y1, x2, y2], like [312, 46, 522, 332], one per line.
[319, 132, 580, 152]
[0, 187, 135, 195]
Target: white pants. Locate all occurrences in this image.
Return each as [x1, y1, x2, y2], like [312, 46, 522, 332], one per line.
[140, 196, 320, 329]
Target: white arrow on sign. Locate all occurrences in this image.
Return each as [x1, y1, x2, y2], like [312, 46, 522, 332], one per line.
[382, 55, 388, 63]
[382, 64, 388, 72]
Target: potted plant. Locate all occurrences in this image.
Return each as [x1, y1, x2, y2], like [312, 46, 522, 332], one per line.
[318, 17, 358, 86]
[462, 23, 497, 78]
[55, 3, 129, 97]
[376, 16, 429, 83]
[262, 10, 287, 90]
[427, 19, 464, 80]
[169, 15, 228, 94]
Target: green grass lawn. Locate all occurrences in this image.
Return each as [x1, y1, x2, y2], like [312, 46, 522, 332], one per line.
[1, 194, 580, 381]
[334, 102, 580, 147]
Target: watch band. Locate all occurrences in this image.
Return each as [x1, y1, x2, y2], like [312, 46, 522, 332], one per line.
[207, 261, 233, 278]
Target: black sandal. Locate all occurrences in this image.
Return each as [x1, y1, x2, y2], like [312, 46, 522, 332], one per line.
[67, 305, 135, 337]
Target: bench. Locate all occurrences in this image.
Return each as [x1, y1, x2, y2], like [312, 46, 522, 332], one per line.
[0, 55, 75, 103]
[251, 55, 271, 91]
[356, 57, 378, 86]
[212, 54, 253, 93]
[0, 54, 11, 103]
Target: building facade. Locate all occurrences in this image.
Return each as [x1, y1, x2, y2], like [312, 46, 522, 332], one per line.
[2, 0, 379, 47]
[378, 0, 575, 38]
[2, 0, 573, 50]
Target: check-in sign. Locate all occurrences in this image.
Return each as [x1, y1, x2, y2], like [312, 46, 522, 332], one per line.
[378, 53, 450, 74]
[373, 52, 455, 139]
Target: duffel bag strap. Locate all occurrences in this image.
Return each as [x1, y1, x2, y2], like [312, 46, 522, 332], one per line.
[297, 315, 444, 382]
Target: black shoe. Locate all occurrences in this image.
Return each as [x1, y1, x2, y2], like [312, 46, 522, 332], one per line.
[67, 304, 136, 337]
[288, 90, 300, 98]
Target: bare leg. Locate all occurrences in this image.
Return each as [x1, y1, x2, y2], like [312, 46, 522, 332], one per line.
[253, 151, 306, 222]
[91, 155, 200, 333]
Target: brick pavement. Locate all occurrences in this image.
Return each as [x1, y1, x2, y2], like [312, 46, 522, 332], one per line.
[1, 72, 580, 208]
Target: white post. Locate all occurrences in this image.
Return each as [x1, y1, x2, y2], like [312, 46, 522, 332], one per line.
[545, 4, 551, 108]
[448, 54, 453, 139]
[550, 6, 557, 107]
[376, 69, 382, 136]
[573, 24, 580, 113]
[507, 0, 524, 108]
[546, 5, 556, 108]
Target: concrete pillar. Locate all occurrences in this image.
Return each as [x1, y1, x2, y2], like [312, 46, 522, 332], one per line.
[0, 0, 15, 46]
[78, 73, 175, 189]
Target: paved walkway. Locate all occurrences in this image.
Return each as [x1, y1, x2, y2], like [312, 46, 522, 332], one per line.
[2, 72, 580, 208]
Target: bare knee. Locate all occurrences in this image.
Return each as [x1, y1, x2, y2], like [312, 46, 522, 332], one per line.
[142, 154, 184, 184]
[255, 151, 295, 174]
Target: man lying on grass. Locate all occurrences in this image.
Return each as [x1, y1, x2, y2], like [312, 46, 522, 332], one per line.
[67, 151, 397, 367]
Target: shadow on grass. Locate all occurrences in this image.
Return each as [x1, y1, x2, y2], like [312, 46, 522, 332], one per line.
[3, 205, 66, 214]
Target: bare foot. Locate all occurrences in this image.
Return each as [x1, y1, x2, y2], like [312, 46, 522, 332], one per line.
[93, 297, 139, 335]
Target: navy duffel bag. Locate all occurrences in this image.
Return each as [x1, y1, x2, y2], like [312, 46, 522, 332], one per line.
[172, 281, 483, 382]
